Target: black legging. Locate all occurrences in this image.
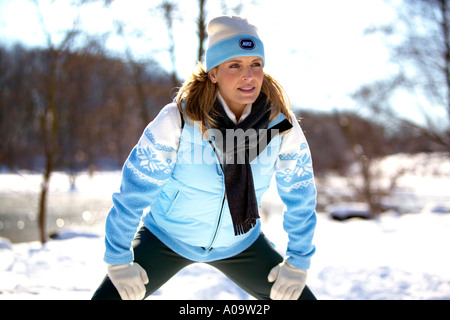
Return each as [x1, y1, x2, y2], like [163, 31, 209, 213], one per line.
[91, 226, 316, 300]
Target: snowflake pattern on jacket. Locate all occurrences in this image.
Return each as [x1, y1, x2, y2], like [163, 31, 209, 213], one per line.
[276, 143, 314, 192]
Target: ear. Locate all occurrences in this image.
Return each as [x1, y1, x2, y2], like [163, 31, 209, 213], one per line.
[209, 68, 218, 84]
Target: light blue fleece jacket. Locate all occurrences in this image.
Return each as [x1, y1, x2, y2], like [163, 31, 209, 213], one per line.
[104, 102, 317, 270]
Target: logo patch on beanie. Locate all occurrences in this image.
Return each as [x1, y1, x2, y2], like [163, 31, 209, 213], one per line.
[239, 38, 255, 50]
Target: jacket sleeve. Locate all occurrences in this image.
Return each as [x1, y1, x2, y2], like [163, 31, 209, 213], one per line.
[103, 103, 181, 265]
[275, 114, 317, 270]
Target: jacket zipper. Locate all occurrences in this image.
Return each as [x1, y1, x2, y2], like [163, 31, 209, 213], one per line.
[206, 194, 226, 251]
[206, 139, 226, 251]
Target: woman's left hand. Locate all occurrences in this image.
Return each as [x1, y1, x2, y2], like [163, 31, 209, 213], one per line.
[267, 261, 307, 300]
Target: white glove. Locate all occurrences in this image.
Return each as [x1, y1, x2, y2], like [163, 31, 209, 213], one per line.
[107, 262, 149, 300]
[268, 261, 307, 300]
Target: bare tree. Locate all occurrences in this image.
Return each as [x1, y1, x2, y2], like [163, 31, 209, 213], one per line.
[113, 20, 153, 126]
[31, 0, 81, 244]
[328, 110, 409, 217]
[159, 0, 180, 87]
[197, 0, 207, 63]
[360, 0, 450, 150]
[334, 111, 388, 217]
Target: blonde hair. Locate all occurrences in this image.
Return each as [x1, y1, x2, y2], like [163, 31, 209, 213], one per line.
[175, 62, 291, 134]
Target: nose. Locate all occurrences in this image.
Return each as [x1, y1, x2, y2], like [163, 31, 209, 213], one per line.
[242, 66, 253, 80]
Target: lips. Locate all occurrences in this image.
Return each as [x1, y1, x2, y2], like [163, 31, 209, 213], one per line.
[238, 86, 256, 93]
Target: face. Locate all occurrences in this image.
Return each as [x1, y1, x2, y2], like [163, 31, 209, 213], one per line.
[209, 56, 264, 113]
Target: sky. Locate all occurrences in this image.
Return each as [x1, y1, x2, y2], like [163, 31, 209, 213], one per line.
[0, 0, 398, 115]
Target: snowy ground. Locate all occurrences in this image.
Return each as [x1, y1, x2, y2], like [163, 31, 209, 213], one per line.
[1, 211, 450, 300]
[1, 153, 450, 300]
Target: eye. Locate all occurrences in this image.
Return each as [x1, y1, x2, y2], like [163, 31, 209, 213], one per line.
[229, 63, 240, 69]
[252, 60, 262, 67]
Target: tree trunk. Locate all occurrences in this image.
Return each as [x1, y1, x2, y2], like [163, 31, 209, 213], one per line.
[38, 167, 51, 244]
[197, 0, 207, 63]
[38, 48, 58, 245]
[439, 0, 450, 124]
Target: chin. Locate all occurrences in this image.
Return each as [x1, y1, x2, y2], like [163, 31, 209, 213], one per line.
[239, 92, 261, 105]
[241, 97, 257, 105]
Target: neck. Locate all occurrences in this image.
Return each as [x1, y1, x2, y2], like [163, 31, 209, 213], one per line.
[217, 92, 248, 124]
[230, 104, 245, 122]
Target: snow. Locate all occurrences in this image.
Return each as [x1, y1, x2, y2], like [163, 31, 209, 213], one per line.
[1, 212, 450, 300]
[1, 153, 450, 300]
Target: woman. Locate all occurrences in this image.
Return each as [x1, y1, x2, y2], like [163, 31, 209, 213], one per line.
[92, 15, 317, 300]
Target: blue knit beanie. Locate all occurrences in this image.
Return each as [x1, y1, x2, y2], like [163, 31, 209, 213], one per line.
[205, 16, 265, 72]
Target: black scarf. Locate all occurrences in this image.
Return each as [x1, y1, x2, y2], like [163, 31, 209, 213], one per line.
[211, 92, 293, 235]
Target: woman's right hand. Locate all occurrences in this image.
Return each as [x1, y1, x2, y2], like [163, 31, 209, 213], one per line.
[107, 262, 149, 300]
